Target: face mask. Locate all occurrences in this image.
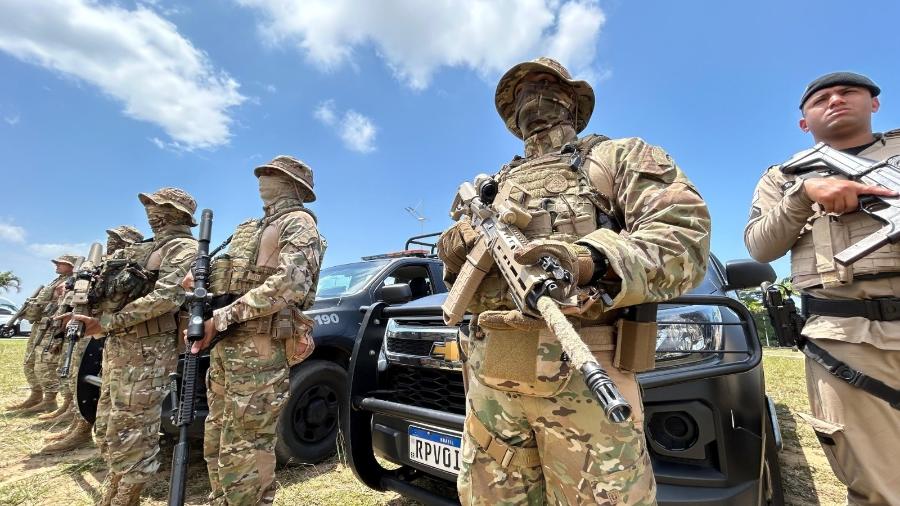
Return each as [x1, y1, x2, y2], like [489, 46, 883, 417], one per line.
[258, 174, 303, 211]
[515, 81, 576, 139]
[106, 237, 126, 255]
[145, 205, 187, 233]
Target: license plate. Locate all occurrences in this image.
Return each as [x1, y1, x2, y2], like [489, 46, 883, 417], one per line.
[408, 425, 462, 475]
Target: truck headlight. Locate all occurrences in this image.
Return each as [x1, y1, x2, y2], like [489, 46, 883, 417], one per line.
[655, 305, 723, 362]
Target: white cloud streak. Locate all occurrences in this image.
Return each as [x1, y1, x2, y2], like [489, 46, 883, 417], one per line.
[27, 242, 91, 259]
[236, 0, 606, 89]
[0, 0, 246, 150]
[313, 100, 377, 153]
[0, 223, 26, 243]
[4, 115, 20, 126]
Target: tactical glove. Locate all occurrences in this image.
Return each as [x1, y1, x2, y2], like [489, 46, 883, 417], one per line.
[513, 239, 597, 286]
[437, 217, 479, 275]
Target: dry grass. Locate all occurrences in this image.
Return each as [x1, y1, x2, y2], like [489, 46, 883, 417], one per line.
[0, 340, 845, 505]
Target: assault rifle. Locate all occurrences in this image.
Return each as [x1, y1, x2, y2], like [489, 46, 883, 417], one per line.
[168, 208, 213, 506]
[0, 284, 43, 338]
[760, 282, 805, 347]
[441, 175, 632, 423]
[59, 243, 104, 378]
[781, 142, 900, 265]
[41, 257, 85, 354]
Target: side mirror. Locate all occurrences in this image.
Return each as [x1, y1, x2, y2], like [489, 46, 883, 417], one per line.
[380, 283, 412, 304]
[723, 259, 777, 291]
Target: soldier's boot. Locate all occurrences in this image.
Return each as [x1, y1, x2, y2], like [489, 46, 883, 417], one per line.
[39, 418, 93, 453]
[110, 482, 144, 506]
[37, 393, 71, 421]
[5, 388, 43, 411]
[43, 414, 78, 442]
[98, 473, 122, 506]
[16, 392, 57, 415]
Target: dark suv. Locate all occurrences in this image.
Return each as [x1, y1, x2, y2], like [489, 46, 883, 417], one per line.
[344, 255, 785, 505]
[77, 234, 447, 464]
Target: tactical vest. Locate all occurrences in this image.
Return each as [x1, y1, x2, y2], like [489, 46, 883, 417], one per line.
[789, 130, 900, 289]
[472, 135, 617, 320]
[91, 237, 173, 313]
[209, 207, 321, 310]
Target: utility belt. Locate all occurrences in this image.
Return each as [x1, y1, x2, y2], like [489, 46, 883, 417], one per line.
[109, 311, 181, 338]
[209, 257, 277, 295]
[802, 294, 900, 321]
[223, 307, 315, 367]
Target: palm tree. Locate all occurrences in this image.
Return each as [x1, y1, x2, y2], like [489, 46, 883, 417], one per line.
[0, 271, 21, 293]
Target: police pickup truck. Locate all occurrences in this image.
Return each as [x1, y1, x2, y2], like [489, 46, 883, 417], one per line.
[344, 255, 786, 505]
[77, 234, 447, 464]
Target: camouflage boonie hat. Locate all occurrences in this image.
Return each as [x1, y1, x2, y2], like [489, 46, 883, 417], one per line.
[495, 57, 595, 139]
[254, 155, 316, 203]
[138, 187, 198, 226]
[51, 254, 81, 267]
[106, 225, 144, 244]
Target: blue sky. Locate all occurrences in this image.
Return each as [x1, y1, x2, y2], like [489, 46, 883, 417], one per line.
[1, 0, 899, 304]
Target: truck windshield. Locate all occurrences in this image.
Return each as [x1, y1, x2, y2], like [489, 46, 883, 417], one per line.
[316, 260, 389, 299]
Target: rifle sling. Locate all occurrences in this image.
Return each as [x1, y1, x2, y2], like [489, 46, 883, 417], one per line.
[803, 294, 900, 321]
[799, 339, 900, 410]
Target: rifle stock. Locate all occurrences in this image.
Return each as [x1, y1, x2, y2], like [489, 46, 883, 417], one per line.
[1, 284, 43, 333]
[168, 208, 213, 506]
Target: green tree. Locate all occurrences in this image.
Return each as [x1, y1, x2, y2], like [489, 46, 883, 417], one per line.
[0, 271, 21, 293]
[736, 277, 793, 347]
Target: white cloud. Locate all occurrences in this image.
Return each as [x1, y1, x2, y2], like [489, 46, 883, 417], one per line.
[27, 242, 91, 259]
[235, 0, 606, 89]
[313, 100, 376, 153]
[4, 115, 20, 126]
[0, 222, 26, 243]
[0, 0, 245, 150]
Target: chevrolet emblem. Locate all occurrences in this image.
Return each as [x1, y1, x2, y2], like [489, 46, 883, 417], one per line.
[430, 340, 460, 361]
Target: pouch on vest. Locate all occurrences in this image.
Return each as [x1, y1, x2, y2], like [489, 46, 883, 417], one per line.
[283, 307, 315, 367]
[614, 304, 657, 372]
[469, 310, 572, 397]
[812, 217, 853, 287]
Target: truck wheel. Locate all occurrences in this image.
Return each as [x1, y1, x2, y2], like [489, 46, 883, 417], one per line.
[0, 324, 17, 338]
[275, 360, 346, 465]
[762, 415, 785, 506]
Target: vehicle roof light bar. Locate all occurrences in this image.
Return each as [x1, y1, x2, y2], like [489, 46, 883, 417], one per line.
[361, 249, 430, 261]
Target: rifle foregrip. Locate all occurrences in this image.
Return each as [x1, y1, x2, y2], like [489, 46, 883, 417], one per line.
[176, 353, 198, 426]
[442, 240, 491, 325]
[581, 362, 632, 423]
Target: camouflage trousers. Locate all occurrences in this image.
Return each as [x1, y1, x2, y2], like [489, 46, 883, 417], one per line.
[204, 321, 290, 506]
[60, 338, 91, 414]
[35, 338, 62, 394]
[100, 331, 177, 484]
[94, 337, 112, 460]
[22, 326, 45, 389]
[800, 338, 900, 506]
[458, 318, 656, 506]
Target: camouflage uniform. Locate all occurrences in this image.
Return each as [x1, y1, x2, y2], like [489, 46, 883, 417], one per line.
[440, 58, 710, 505]
[95, 189, 197, 505]
[41, 226, 145, 451]
[746, 120, 900, 504]
[203, 156, 322, 505]
[20, 255, 81, 414]
[6, 267, 68, 412]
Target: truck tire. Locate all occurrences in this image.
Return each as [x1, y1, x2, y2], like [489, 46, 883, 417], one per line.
[762, 414, 785, 506]
[0, 324, 17, 338]
[275, 360, 346, 465]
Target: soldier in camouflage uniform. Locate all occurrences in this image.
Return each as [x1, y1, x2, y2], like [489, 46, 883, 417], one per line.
[70, 188, 197, 506]
[438, 58, 711, 505]
[41, 226, 144, 454]
[6, 255, 77, 413]
[185, 156, 322, 505]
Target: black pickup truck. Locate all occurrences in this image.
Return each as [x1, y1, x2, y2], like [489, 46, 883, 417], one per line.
[77, 234, 447, 464]
[344, 255, 786, 505]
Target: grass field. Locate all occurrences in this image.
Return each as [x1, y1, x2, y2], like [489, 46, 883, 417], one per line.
[0, 340, 844, 505]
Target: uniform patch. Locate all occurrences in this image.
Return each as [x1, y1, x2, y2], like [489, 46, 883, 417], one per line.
[544, 174, 569, 193]
[887, 154, 900, 168]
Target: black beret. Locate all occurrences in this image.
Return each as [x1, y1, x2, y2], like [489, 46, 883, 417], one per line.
[800, 71, 880, 109]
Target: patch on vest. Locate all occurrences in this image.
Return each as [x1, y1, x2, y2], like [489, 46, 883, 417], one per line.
[887, 154, 900, 168]
[544, 174, 568, 193]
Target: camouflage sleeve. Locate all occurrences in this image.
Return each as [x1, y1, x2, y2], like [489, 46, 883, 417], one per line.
[24, 276, 63, 322]
[744, 166, 815, 263]
[212, 211, 321, 331]
[101, 237, 197, 332]
[576, 137, 711, 309]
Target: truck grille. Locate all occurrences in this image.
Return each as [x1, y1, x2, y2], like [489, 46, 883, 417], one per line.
[386, 337, 435, 356]
[380, 364, 466, 416]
